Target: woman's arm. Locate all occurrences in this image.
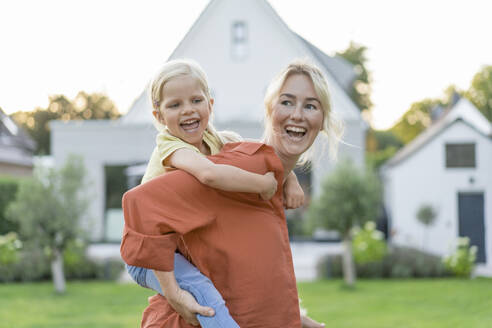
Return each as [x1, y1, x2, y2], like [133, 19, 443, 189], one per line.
[167, 148, 277, 200]
[153, 270, 214, 326]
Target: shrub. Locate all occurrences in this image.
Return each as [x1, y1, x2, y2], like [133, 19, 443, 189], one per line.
[317, 245, 451, 279]
[352, 221, 386, 264]
[443, 237, 477, 278]
[0, 176, 21, 235]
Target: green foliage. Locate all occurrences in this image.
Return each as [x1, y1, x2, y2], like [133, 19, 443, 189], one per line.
[6, 155, 90, 257]
[318, 245, 450, 279]
[337, 41, 372, 112]
[416, 204, 437, 227]
[0, 241, 50, 282]
[466, 65, 492, 122]
[0, 176, 21, 235]
[0, 232, 22, 265]
[10, 92, 120, 155]
[443, 237, 477, 278]
[390, 99, 439, 144]
[307, 160, 382, 237]
[366, 145, 399, 170]
[352, 221, 386, 264]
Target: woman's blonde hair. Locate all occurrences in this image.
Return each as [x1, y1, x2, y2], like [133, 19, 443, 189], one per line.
[263, 58, 344, 164]
[148, 59, 232, 146]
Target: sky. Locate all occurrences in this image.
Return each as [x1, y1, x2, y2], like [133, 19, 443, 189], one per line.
[1, 0, 491, 129]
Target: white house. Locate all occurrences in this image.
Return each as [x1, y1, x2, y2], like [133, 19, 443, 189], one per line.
[0, 108, 36, 177]
[381, 98, 492, 276]
[51, 0, 367, 243]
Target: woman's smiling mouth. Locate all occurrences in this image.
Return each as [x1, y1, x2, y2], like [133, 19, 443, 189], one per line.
[285, 125, 307, 140]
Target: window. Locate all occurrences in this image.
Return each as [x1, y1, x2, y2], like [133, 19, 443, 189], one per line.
[445, 143, 476, 168]
[231, 21, 248, 60]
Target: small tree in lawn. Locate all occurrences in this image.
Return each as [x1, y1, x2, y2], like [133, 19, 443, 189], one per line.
[416, 204, 437, 250]
[308, 160, 381, 287]
[6, 155, 90, 293]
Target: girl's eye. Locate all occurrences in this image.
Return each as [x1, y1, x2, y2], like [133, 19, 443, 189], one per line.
[192, 98, 203, 104]
[168, 103, 179, 109]
[305, 103, 317, 110]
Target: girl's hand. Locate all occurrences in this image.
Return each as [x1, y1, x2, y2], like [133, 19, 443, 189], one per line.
[301, 314, 325, 328]
[283, 173, 304, 209]
[166, 288, 215, 326]
[260, 172, 278, 200]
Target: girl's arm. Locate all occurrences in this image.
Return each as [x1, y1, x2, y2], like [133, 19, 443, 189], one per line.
[167, 148, 277, 200]
[283, 171, 305, 209]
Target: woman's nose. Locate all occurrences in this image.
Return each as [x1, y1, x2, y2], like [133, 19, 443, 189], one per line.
[290, 104, 303, 121]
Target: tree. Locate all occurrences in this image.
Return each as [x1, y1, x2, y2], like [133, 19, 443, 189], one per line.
[389, 99, 438, 144]
[337, 41, 373, 113]
[307, 160, 382, 287]
[416, 204, 437, 250]
[10, 92, 120, 155]
[6, 155, 90, 293]
[466, 65, 492, 122]
[366, 129, 404, 169]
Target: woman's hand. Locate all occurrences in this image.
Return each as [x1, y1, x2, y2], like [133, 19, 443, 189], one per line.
[166, 288, 215, 326]
[283, 171, 304, 209]
[260, 171, 278, 200]
[301, 314, 325, 328]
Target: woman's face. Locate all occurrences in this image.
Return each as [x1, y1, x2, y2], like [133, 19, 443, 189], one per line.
[269, 73, 324, 159]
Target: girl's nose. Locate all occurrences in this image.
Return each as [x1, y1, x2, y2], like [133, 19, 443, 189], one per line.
[182, 102, 195, 114]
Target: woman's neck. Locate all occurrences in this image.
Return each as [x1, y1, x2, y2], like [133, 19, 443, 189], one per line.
[274, 150, 299, 181]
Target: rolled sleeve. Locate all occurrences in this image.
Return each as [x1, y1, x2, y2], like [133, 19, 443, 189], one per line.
[120, 169, 218, 271]
[120, 225, 178, 271]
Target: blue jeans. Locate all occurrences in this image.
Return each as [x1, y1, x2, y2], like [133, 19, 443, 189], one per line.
[126, 253, 239, 328]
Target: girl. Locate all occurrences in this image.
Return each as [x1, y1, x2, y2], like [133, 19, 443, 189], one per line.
[125, 59, 305, 327]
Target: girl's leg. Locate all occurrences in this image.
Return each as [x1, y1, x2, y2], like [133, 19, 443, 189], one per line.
[125, 254, 239, 328]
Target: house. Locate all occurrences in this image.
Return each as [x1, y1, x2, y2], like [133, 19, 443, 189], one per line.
[381, 98, 492, 275]
[0, 108, 36, 177]
[51, 0, 367, 243]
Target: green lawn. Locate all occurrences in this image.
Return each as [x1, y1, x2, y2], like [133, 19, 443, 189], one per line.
[0, 278, 491, 327]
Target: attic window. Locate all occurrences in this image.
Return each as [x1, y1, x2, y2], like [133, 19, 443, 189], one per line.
[231, 21, 248, 61]
[445, 143, 475, 168]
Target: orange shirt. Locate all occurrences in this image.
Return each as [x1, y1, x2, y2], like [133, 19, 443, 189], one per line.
[120, 142, 301, 328]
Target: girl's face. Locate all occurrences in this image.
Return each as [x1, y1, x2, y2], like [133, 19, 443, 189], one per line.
[270, 73, 324, 159]
[154, 75, 212, 148]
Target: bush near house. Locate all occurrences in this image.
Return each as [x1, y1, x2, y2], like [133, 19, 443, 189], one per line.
[0, 240, 123, 283]
[0, 176, 22, 235]
[317, 245, 451, 279]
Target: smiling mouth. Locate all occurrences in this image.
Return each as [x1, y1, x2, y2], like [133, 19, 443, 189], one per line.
[285, 125, 307, 139]
[180, 119, 200, 131]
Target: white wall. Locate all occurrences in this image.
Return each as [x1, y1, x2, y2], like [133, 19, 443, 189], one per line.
[385, 121, 492, 269]
[51, 120, 157, 241]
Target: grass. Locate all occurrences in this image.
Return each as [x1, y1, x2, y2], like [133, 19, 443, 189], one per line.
[0, 278, 491, 327]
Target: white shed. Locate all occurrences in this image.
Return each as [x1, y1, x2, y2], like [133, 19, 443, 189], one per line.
[382, 98, 492, 276]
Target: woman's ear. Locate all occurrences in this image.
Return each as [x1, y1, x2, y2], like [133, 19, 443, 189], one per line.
[208, 98, 214, 113]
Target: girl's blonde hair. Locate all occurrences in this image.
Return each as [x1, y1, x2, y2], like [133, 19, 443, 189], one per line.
[149, 59, 231, 146]
[263, 58, 344, 164]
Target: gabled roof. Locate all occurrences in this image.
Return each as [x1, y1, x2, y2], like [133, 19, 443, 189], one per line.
[0, 108, 36, 150]
[0, 108, 36, 167]
[122, 0, 364, 125]
[383, 98, 491, 169]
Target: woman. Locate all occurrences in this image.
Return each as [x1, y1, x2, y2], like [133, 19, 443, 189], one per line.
[121, 59, 342, 327]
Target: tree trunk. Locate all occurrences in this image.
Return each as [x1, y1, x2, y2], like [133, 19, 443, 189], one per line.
[51, 248, 66, 294]
[342, 236, 356, 287]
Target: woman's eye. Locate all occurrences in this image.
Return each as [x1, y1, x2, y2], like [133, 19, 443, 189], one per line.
[281, 100, 293, 106]
[305, 103, 317, 110]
